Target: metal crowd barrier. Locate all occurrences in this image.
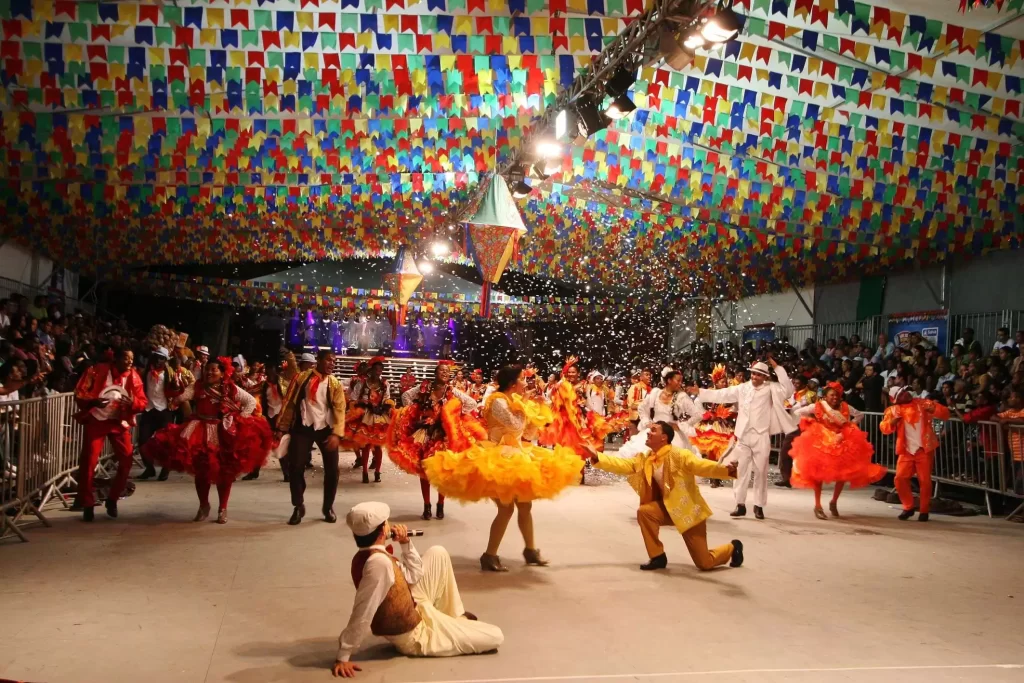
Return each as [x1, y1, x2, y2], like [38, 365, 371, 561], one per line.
[0, 392, 123, 543]
[854, 412, 1021, 518]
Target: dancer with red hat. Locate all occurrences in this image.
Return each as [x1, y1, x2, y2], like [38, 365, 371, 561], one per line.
[348, 356, 395, 484]
[387, 360, 485, 520]
[880, 385, 951, 522]
[788, 381, 886, 519]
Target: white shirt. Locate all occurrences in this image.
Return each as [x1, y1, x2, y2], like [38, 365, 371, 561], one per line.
[586, 385, 606, 416]
[145, 369, 168, 411]
[993, 340, 1014, 353]
[337, 542, 423, 662]
[745, 384, 774, 435]
[266, 383, 283, 418]
[299, 373, 331, 430]
[904, 416, 925, 454]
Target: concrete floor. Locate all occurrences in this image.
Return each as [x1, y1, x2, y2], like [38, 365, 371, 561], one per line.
[2, 456, 1023, 683]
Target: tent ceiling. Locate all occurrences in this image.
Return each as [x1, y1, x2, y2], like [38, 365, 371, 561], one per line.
[0, 0, 1022, 301]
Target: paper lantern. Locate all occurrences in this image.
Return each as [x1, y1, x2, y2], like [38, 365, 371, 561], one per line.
[464, 175, 527, 317]
[383, 246, 423, 325]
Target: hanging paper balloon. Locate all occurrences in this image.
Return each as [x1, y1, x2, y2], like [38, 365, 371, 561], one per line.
[382, 246, 423, 326]
[464, 175, 527, 318]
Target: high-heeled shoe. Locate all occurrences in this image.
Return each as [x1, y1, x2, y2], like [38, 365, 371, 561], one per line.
[829, 501, 840, 518]
[813, 507, 827, 520]
[216, 509, 228, 524]
[435, 502, 444, 520]
[523, 548, 549, 566]
[193, 505, 211, 522]
[422, 503, 432, 521]
[480, 553, 508, 572]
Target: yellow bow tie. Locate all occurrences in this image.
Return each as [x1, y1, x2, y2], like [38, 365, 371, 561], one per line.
[644, 451, 665, 484]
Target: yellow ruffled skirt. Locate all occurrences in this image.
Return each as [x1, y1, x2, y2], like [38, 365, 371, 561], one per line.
[423, 440, 582, 505]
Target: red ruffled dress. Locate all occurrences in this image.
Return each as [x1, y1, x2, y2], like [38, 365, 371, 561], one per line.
[790, 401, 886, 488]
[143, 381, 272, 481]
[387, 383, 486, 477]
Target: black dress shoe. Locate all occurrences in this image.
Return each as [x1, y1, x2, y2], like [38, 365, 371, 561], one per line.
[462, 611, 478, 621]
[242, 471, 259, 481]
[753, 506, 765, 520]
[898, 509, 915, 521]
[730, 505, 747, 517]
[157, 468, 169, 481]
[640, 554, 668, 571]
[288, 505, 305, 525]
[138, 467, 156, 480]
[774, 481, 791, 488]
[435, 502, 444, 520]
[83, 506, 95, 522]
[105, 500, 118, 519]
[918, 512, 930, 522]
[362, 472, 370, 484]
[729, 539, 744, 567]
[324, 508, 337, 523]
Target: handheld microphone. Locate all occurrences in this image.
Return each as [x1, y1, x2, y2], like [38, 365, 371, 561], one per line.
[390, 529, 425, 539]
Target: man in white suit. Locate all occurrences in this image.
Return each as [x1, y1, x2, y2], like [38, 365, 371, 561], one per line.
[694, 356, 796, 519]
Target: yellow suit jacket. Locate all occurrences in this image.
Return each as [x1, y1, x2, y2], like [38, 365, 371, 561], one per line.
[595, 445, 733, 534]
[276, 369, 347, 437]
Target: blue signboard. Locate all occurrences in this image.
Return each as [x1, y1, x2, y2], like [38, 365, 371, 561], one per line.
[742, 324, 776, 349]
[888, 311, 948, 354]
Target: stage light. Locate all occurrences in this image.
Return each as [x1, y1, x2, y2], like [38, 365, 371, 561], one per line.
[682, 33, 705, 50]
[555, 109, 579, 140]
[575, 95, 611, 137]
[431, 241, 450, 257]
[540, 157, 562, 176]
[701, 5, 741, 44]
[512, 180, 533, 199]
[604, 93, 636, 120]
[419, 260, 434, 273]
[606, 65, 638, 97]
[536, 140, 562, 158]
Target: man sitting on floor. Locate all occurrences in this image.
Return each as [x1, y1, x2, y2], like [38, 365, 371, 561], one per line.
[333, 502, 504, 678]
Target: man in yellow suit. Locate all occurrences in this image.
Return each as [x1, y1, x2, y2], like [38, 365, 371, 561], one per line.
[585, 422, 743, 571]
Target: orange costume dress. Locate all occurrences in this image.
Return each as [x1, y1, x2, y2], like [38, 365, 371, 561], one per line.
[789, 401, 885, 488]
[691, 365, 736, 462]
[880, 397, 950, 514]
[387, 383, 485, 477]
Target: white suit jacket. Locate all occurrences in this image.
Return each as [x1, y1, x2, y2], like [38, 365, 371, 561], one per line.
[697, 366, 797, 439]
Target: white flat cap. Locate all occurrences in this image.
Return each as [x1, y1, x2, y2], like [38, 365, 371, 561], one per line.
[152, 346, 170, 359]
[346, 502, 390, 536]
[748, 361, 771, 376]
[196, 345, 209, 355]
[889, 386, 908, 400]
[298, 352, 316, 363]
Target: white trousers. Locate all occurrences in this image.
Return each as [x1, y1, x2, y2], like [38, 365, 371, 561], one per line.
[729, 431, 771, 507]
[389, 546, 504, 658]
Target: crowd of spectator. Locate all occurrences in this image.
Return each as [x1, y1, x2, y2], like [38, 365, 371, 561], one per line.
[0, 293, 143, 402]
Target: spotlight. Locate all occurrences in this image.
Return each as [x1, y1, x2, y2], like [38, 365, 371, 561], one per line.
[575, 95, 611, 137]
[419, 260, 434, 274]
[554, 109, 579, 141]
[512, 180, 533, 199]
[535, 140, 562, 158]
[682, 33, 705, 51]
[431, 241, 450, 257]
[700, 5, 741, 44]
[604, 93, 636, 120]
[532, 163, 551, 181]
[659, 25, 697, 69]
[606, 64, 638, 97]
[540, 157, 562, 176]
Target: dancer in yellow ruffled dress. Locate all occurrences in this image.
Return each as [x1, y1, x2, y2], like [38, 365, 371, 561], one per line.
[424, 364, 582, 572]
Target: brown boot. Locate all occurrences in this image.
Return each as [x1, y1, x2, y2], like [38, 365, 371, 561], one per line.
[479, 553, 508, 572]
[523, 548, 549, 566]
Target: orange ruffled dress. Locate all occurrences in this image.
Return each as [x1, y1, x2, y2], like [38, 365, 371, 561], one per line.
[424, 392, 582, 504]
[790, 401, 886, 488]
[386, 384, 485, 477]
[348, 378, 395, 447]
[540, 379, 614, 457]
